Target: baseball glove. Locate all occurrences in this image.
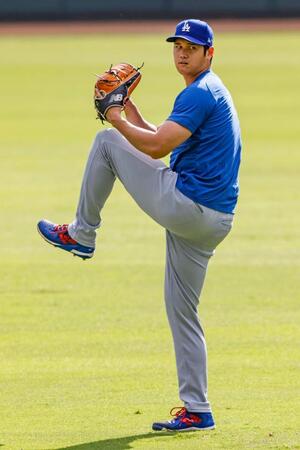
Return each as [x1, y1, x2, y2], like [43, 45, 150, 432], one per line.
[94, 62, 143, 123]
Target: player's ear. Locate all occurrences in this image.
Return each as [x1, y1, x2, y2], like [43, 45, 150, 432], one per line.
[208, 47, 214, 58]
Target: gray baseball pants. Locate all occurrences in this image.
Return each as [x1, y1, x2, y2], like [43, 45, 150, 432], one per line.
[68, 129, 233, 412]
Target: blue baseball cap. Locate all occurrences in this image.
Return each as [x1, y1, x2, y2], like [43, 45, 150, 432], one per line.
[166, 19, 214, 47]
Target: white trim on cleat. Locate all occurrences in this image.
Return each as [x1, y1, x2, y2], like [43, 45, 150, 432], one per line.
[71, 249, 94, 258]
[162, 425, 215, 432]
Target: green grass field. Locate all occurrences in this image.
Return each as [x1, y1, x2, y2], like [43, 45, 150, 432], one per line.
[0, 30, 300, 449]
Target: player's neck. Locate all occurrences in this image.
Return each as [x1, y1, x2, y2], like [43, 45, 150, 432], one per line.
[184, 66, 210, 86]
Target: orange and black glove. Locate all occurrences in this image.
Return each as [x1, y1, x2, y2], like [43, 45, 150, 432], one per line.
[94, 62, 143, 123]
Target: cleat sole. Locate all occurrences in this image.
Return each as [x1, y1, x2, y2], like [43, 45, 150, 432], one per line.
[153, 425, 215, 432]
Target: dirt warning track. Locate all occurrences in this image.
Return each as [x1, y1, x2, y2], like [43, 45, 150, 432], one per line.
[0, 18, 299, 35]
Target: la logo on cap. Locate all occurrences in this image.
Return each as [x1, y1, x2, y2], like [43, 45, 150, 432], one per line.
[182, 21, 190, 32]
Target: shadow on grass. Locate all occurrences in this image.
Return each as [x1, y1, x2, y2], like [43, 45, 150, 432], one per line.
[54, 432, 176, 450]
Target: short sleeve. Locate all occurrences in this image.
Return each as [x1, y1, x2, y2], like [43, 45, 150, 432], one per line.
[167, 84, 216, 133]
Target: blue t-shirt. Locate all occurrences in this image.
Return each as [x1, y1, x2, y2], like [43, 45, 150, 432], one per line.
[168, 69, 241, 214]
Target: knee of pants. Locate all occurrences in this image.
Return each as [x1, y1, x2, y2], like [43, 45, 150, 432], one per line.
[92, 129, 117, 159]
[95, 128, 120, 144]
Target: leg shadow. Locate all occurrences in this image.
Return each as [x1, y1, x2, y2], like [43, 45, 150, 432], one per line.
[54, 432, 175, 450]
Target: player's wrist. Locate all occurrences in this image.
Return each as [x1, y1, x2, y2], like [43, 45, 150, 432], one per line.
[106, 106, 123, 124]
[124, 98, 135, 110]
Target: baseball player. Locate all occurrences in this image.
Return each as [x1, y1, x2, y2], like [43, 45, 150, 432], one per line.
[38, 19, 241, 431]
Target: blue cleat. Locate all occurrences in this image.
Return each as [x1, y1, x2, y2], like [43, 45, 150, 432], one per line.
[152, 407, 215, 432]
[37, 219, 94, 260]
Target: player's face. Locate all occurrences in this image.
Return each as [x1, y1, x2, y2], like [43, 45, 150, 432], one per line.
[173, 38, 214, 83]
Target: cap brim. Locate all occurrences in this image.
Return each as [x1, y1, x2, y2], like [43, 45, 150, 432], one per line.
[166, 35, 209, 46]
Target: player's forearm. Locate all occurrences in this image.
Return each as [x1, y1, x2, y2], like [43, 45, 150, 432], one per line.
[124, 101, 157, 132]
[109, 116, 169, 159]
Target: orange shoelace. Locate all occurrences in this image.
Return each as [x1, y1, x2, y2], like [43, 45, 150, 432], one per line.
[170, 406, 201, 424]
[53, 224, 77, 245]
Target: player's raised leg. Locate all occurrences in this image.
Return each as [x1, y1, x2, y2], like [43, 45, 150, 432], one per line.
[37, 128, 197, 258]
[68, 128, 167, 248]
